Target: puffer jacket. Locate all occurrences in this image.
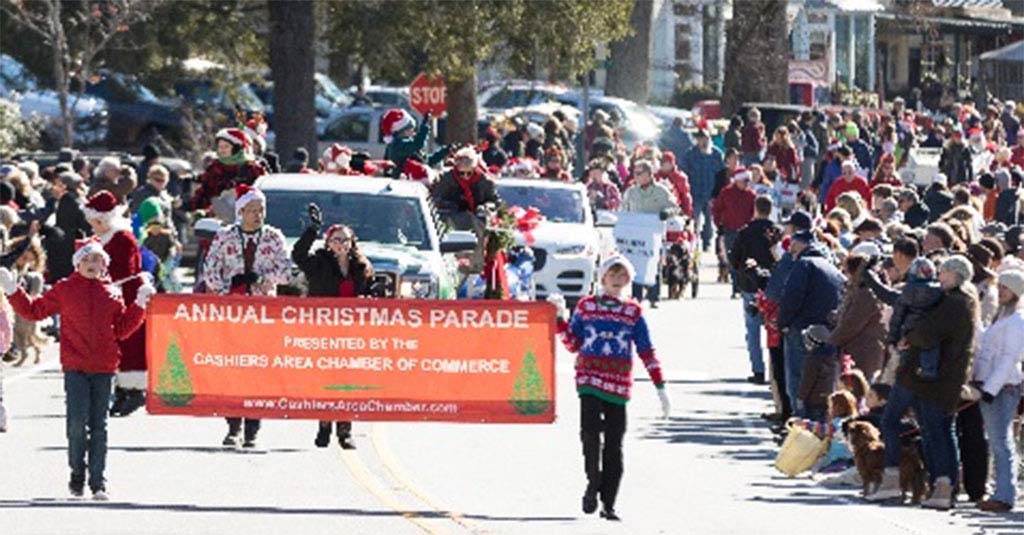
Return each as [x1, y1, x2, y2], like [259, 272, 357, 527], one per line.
[778, 244, 846, 332]
[828, 278, 886, 379]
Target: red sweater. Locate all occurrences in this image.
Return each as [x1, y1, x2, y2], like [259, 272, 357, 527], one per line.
[766, 143, 800, 182]
[9, 273, 144, 373]
[825, 175, 872, 212]
[712, 184, 756, 232]
[655, 167, 694, 216]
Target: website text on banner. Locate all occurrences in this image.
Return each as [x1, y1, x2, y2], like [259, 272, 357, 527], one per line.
[612, 212, 664, 286]
[145, 294, 556, 423]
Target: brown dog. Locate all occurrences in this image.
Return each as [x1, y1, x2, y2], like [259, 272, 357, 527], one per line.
[899, 437, 927, 504]
[846, 421, 885, 496]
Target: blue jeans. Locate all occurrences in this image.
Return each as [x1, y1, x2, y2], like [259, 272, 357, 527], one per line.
[783, 330, 807, 417]
[64, 371, 113, 491]
[742, 151, 764, 167]
[741, 292, 764, 375]
[882, 383, 959, 485]
[694, 201, 713, 250]
[981, 383, 1021, 504]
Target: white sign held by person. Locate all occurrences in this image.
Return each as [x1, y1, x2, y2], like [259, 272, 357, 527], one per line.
[612, 212, 664, 286]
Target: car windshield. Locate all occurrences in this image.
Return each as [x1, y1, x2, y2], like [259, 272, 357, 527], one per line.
[316, 74, 352, 106]
[495, 185, 585, 224]
[264, 190, 431, 250]
[0, 55, 39, 93]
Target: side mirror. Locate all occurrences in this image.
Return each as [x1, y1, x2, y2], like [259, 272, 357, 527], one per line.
[595, 210, 618, 228]
[440, 230, 477, 253]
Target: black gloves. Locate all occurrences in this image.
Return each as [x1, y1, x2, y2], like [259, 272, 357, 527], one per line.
[231, 272, 259, 288]
[981, 392, 995, 404]
[308, 203, 323, 231]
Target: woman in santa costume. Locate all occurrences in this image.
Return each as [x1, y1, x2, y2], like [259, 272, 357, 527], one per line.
[190, 127, 268, 211]
[83, 191, 148, 417]
[202, 184, 291, 448]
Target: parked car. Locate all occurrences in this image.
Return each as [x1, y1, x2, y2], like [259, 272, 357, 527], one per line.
[352, 85, 412, 111]
[254, 174, 476, 298]
[477, 80, 568, 114]
[0, 54, 109, 149]
[494, 178, 615, 306]
[556, 93, 662, 147]
[737, 102, 810, 137]
[250, 73, 352, 120]
[174, 78, 265, 119]
[82, 70, 186, 152]
[502, 102, 581, 130]
[646, 105, 694, 130]
[319, 106, 463, 159]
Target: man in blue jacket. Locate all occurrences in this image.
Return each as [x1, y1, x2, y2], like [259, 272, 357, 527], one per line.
[778, 230, 845, 417]
[681, 130, 724, 251]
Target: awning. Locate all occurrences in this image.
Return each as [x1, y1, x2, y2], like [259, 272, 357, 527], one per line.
[805, 0, 884, 12]
[875, 12, 1023, 32]
[979, 40, 1024, 63]
[929, 0, 1004, 8]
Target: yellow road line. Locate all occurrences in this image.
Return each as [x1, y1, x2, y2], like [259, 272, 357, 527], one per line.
[338, 447, 440, 535]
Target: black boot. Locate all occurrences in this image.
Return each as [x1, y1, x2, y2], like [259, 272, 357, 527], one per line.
[109, 387, 129, 417]
[582, 493, 598, 514]
[120, 389, 146, 416]
[314, 424, 331, 448]
[600, 509, 621, 521]
[746, 373, 766, 385]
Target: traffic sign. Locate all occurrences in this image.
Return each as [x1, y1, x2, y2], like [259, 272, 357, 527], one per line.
[409, 73, 446, 116]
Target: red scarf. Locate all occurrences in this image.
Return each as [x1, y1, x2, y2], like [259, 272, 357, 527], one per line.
[456, 170, 483, 211]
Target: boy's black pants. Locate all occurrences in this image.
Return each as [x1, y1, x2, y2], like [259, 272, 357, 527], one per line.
[580, 394, 626, 511]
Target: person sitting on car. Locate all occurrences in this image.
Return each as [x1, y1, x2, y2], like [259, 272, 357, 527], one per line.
[189, 128, 268, 211]
[432, 147, 501, 229]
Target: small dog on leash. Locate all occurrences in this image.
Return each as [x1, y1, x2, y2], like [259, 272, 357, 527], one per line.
[12, 272, 49, 367]
[845, 420, 927, 502]
[662, 243, 691, 299]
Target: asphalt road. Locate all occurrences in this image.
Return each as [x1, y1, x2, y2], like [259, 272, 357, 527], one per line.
[1, 260, 1021, 535]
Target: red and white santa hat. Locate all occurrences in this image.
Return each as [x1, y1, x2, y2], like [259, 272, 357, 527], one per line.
[72, 238, 110, 267]
[234, 183, 266, 220]
[731, 166, 752, 183]
[381, 108, 415, 143]
[83, 191, 123, 223]
[216, 128, 251, 153]
[243, 116, 268, 154]
[321, 143, 353, 172]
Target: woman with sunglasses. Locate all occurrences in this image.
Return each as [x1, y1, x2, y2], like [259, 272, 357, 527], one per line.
[292, 203, 376, 449]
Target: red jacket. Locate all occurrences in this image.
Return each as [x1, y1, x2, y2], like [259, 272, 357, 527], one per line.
[825, 175, 872, 212]
[741, 122, 766, 153]
[190, 159, 268, 210]
[9, 273, 144, 373]
[655, 167, 693, 216]
[712, 184, 756, 232]
[766, 143, 800, 181]
[102, 229, 146, 372]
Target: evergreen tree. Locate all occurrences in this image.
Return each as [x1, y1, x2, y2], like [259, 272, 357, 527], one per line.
[509, 349, 549, 416]
[156, 337, 194, 407]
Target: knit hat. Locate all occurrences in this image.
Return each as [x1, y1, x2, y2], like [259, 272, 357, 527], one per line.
[732, 166, 752, 183]
[939, 255, 973, 284]
[83, 191, 121, 223]
[72, 238, 110, 267]
[234, 184, 266, 220]
[454, 146, 479, 165]
[598, 254, 635, 282]
[381, 108, 415, 143]
[844, 122, 859, 138]
[907, 257, 937, 281]
[997, 269, 1024, 298]
[215, 128, 250, 152]
[137, 197, 163, 228]
[850, 241, 882, 259]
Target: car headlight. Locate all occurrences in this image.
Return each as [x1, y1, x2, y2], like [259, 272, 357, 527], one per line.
[399, 277, 434, 298]
[555, 244, 589, 256]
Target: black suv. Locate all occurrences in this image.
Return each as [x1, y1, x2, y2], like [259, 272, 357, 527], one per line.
[84, 71, 186, 152]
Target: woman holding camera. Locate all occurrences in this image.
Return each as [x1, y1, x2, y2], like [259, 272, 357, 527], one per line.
[292, 203, 375, 449]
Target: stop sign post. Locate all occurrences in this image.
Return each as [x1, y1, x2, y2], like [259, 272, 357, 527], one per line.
[409, 73, 447, 116]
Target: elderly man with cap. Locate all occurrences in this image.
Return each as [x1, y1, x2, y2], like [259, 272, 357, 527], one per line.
[824, 160, 872, 213]
[681, 129, 724, 251]
[202, 184, 291, 448]
[777, 228, 844, 419]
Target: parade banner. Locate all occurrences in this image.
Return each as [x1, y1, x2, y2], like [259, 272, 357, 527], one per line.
[612, 212, 664, 286]
[145, 294, 556, 423]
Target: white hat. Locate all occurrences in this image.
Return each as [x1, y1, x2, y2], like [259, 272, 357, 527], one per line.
[72, 239, 110, 268]
[998, 269, 1024, 298]
[850, 241, 882, 259]
[940, 255, 973, 284]
[599, 254, 635, 281]
[526, 123, 544, 139]
[933, 172, 948, 187]
[454, 146, 479, 165]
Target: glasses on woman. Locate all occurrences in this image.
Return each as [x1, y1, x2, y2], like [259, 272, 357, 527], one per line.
[327, 236, 350, 245]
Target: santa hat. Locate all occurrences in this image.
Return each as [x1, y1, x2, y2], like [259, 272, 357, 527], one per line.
[598, 254, 635, 282]
[83, 191, 122, 223]
[216, 128, 250, 152]
[731, 166, 752, 183]
[381, 109, 415, 143]
[234, 184, 266, 220]
[321, 143, 353, 172]
[72, 238, 110, 267]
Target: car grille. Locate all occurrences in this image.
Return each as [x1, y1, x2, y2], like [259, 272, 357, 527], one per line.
[373, 271, 398, 297]
[532, 248, 547, 271]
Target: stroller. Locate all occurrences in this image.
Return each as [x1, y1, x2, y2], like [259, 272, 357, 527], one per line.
[662, 214, 699, 299]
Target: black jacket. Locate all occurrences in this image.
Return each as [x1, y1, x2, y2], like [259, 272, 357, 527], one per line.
[432, 170, 500, 213]
[903, 202, 930, 229]
[728, 218, 778, 294]
[995, 188, 1022, 226]
[923, 186, 953, 222]
[292, 225, 373, 298]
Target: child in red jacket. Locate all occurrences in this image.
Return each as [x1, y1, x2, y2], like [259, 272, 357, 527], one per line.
[0, 240, 154, 501]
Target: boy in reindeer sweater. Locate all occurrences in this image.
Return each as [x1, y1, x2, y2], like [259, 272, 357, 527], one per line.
[550, 255, 671, 522]
[0, 240, 154, 500]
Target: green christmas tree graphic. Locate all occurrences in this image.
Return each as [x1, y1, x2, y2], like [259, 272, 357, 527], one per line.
[509, 349, 550, 415]
[156, 337, 195, 407]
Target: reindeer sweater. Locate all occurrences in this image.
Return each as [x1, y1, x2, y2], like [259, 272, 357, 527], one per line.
[557, 294, 664, 404]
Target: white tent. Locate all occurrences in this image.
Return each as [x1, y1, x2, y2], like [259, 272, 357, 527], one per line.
[980, 41, 1024, 100]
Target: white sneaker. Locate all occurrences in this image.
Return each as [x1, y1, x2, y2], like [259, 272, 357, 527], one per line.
[865, 467, 902, 502]
[92, 489, 109, 501]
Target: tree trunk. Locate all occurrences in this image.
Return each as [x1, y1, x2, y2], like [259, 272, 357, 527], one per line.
[45, 0, 73, 147]
[445, 70, 477, 145]
[269, 0, 317, 162]
[604, 0, 653, 104]
[720, 0, 789, 117]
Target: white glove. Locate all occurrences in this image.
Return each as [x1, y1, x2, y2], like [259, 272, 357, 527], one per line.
[657, 388, 671, 419]
[546, 293, 569, 321]
[135, 283, 156, 308]
[0, 268, 17, 296]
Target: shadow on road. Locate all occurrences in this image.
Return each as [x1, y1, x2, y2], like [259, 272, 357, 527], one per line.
[951, 508, 1024, 535]
[38, 446, 307, 455]
[641, 413, 767, 447]
[0, 499, 576, 523]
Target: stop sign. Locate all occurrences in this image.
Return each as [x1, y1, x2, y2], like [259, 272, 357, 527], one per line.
[409, 73, 446, 116]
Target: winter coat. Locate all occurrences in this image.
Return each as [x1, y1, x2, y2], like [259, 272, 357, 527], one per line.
[995, 188, 1023, 226]
[825, 175, 872, 212]
[432, 169, 500, 213]
[799, 348, 840, 409]
[711, 184, 755, 232]
[800, 126, 819, 161]
[972, 309, 1024, 397]
[659, 125, 694, 163]
[741, 122, 766, 154]
[8, 272, 144, 373]
[202, 224, 291, 296]
[938, 142, 973, 186]
[900, 286, 977, 414]
[622, 182, 677, 214]
[764, 252, 794, 302]
[655, 166, 693, 216]
[724, 128, 741, 152]
[903, 202, 931, 229]
[587, 180, 621, 211]
[728, 218, 777, 294]
[848, 139, 874, 173]
[766, 143, 800, 182]
[190, 159, 267, 210]
[778, 244, 845, 332]
[817, 158, 843, 206]
[1001, 111, 1020, 143]
[827, 278, 886, 379]
[384, 120, 431, 178]
[100, 228, 146, 373]
[292, 225, 373, 298]
[923, 187, 954, 222]
[681, 146, 725, 207]
[481, 145, 508, 170]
